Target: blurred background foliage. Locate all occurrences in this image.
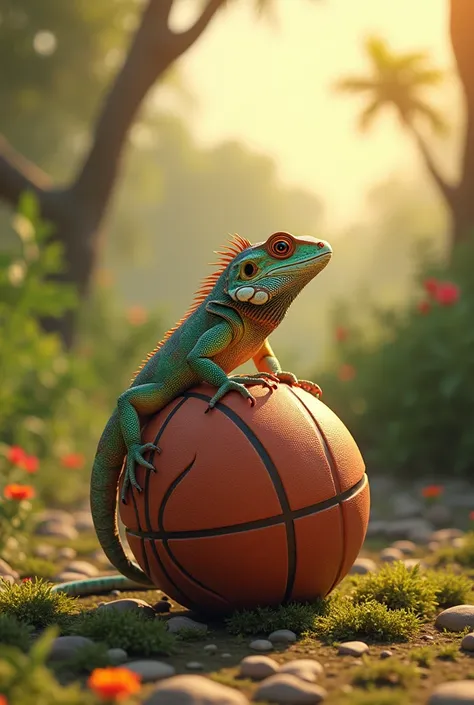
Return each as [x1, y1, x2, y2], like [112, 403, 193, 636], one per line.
[0, 0, 473, 511]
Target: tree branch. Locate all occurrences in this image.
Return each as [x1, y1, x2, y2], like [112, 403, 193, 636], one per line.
[0, 135, 50, 207]
[177, 0, 227, 52]
[409, 127, 457, 209]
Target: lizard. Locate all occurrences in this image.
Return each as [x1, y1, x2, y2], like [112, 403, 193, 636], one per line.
[51, 231, 332, 597]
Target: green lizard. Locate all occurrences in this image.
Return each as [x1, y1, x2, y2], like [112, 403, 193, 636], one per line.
[52, 231, 332, 596]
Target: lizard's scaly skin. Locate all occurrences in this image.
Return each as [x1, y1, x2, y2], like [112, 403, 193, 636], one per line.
[57, 232, 332, 597]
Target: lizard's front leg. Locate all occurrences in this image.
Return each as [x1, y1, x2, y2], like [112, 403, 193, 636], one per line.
[187, 322, 277, 411]
[252, 339, 323, 399]
[117, 383, 165, 502]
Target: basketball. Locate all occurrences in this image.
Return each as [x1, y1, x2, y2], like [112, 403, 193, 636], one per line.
[119, 382, 370, 614]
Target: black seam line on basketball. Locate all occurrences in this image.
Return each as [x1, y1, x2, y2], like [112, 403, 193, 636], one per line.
[286, 386, 350, 594]
[141, 396, 198, 610]
[126, 474, 367, 541]
[157, 454, 227, 602]
[183, 391, 297, 604]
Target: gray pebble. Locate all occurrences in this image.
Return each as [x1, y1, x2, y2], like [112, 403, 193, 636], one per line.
[107, 648, 128, 665]
[48, 636, 94, 662]
[461, 632, 474, 651]
[57, 547, 76, 561]
[35, 521, 78, 540]
[143, 675, 249, 704]
[268, 629, 297, 645]
[338, 641, 369, 657]
[279, 659, 324, 682]
[349, 557, 377, 575]
[126, 660, 176, 682]
[435, 605, 474, 632]
[167, 616, 208, 634]
[429, 680, 474, 704]
[186, 662, 204, 670]
[203, 644, 218, 654]
[64, 560, 98, 577]
[250, 639, 274, 652]
[240, 655, 279, 680]
[391, 540, 417, 555]
[380, 547, 404, 562]
[380, 650, 393, 659]
[254, 673, 327, 704]
[96, 598, 156, 618]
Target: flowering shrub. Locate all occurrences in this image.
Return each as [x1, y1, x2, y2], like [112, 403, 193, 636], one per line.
[87, 667, 141, 701]
[316, 241, 474, 479]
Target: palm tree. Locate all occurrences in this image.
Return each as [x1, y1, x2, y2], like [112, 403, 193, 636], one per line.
[335, 37, 455, 236]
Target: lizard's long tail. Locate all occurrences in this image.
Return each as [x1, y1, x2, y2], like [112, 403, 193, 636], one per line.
[88, 411, 153, 589]
[51, 574, 149, 596]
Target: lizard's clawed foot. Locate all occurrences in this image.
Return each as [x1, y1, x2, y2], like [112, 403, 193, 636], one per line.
[121, 442, 161, 503]
[205, 379, 258, 412]
[229, 373, 279, 390]
[275, 372, 323, 398]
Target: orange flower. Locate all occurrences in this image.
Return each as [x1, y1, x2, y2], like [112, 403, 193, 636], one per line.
[335, 326, 348, 342]
[338, 363, 356, 382]
[126, 305, 148, 327]
[60, 453, 85, 469]
[421, 485, 444, 499]
[423, 277, 439, 297]
[3, 484, 35, 501]
[435, 282, 460, 306]
[88, 667, 141, 701]
[21, 455, 39, 473]
[0, 695, 8, 705]
[6, 446, 27, 466]
[469, 511, 474, 521]
[417, 300, 431, 315]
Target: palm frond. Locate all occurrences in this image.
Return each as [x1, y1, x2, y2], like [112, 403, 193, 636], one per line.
[357, 97, 384, 132]
[333, 76, 378, 93]
[412, 100, 449, 135]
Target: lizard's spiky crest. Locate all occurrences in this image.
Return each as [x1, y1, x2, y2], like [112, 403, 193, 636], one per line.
[130, 234, 252, 384]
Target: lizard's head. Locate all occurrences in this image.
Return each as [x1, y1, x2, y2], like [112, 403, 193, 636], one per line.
[225, 232, 332, 318]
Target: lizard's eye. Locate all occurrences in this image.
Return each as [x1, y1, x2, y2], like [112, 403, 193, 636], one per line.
[240, 261, 258, 280]
[266, 232, 295, 259]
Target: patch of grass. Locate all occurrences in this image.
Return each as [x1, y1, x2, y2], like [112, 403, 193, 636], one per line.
[334, 691, 407, 705]
[175, 626, 208, 641]
[433, 532, 474, 568]
[351, 562, 437, 617]
[437, 643, 459, 661]
[0, 614, 34, 651]
[67, 608, 175, 656]
[0, 578, 79, 630]
[52, 642, 112, 676]
[409, 646, 434, 668]
[427, 570, 473, 608]
[16, 557, 58, 580]
[226, 599, 328, 636]
[311, 598, 420, 643]
[351, 656, 419, 689]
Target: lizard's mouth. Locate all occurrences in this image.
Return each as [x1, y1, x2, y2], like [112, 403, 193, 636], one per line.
[265, 251, 332, 277]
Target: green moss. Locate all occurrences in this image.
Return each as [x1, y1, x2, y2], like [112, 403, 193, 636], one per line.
[427, 569, 473, 608]
[333, 691, 408, 705]
[312, 598, 420, 643]
[67, 608, 175, 656]
[409, 646, 434, 668]
[351, 562, 437, 617]
[433, 532, 474, 568]
[175, 626, 208, 641]
[0, 579, 79, 630]
[226, 599, 328, 636]
[351, 656, 419, 689]
[0, 614, 34, 652]
[16, 558, 58, 581]
[437, 643, 459, 661]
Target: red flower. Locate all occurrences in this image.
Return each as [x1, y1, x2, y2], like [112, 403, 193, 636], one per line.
[338, 364, 356, 382]
[22, 455, 39, 473]
[88, 667, 141, 701]
[0, 696, 8, 705]
[435, 282, 460, 306]
[469, 511, 474, 522]
[423, 278, 439, 297]
[421, 485, 444, 499]
[335, 326, 348, 342]
[6, 446, 27, 466]
[4, 484, 35, 501]
[22, 577, 32, 582]
[60, 453, 85, 469]
[417, 300, 431, 315]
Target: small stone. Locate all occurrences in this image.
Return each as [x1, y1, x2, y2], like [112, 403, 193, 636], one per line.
[403, 558, 421, 570]
[33, 544, 55, 559]
[429, 680, 474, 704]
[380, 650, 393, 659]
[435, 605, 474, 632]
[391, 540, 417, 555]
[154, 600, 171, 614]
[57, 547, 76, 561]
[268, 629, 297, 644]
[64, 560, 98, 577]
[250, 639, 274, 652]
[279, 659, 324, 682]
[453, 537, 466, 548]
[107, 648, 128, 665]
[240, 655, 279, 680]
[167, 616, 208, 634]
[424, 504, 452, 528]
[186, 661, 204, 670]
[421, 634, 435, 641]
[461, 632, 474, 651]
[48, 636, 95, 662]
[110, 590, 121, 597]
[35, 521, 78, 540]
[143, 675, 249, 705]
[349, 557, 377, 575]
[380, 547, 404, 563]
[126, 660, 175, 683]
[338, 641, 369, 657]
[204, 644, 218, 654]
[428, 541, 440, 553]
[73, 511, 94, 532]
[221, 653, 232, 659]
[430, 528, 463, 544]
[392, 492, 422, 519]
[96, 598, 156, 618]
[254, 673, 327, 704]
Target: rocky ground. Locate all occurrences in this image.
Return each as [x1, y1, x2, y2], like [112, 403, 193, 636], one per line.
[2, 478, 474, 704]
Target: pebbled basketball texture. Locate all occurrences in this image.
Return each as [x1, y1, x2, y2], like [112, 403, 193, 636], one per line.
[119, 382, 370, 614]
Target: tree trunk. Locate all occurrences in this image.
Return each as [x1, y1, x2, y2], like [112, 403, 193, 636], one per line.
[0, 0, 225, 348]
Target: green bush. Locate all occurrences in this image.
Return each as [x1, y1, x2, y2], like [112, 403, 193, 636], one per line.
[226, 599, 329, 636]
[317, 241, 474, 478]
[0, 578, 79, 630]
[0, 614, 34, 651]
[351, 656, 419, 689]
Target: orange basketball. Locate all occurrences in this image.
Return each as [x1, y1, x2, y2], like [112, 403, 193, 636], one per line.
[119, 382, 369, 614]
